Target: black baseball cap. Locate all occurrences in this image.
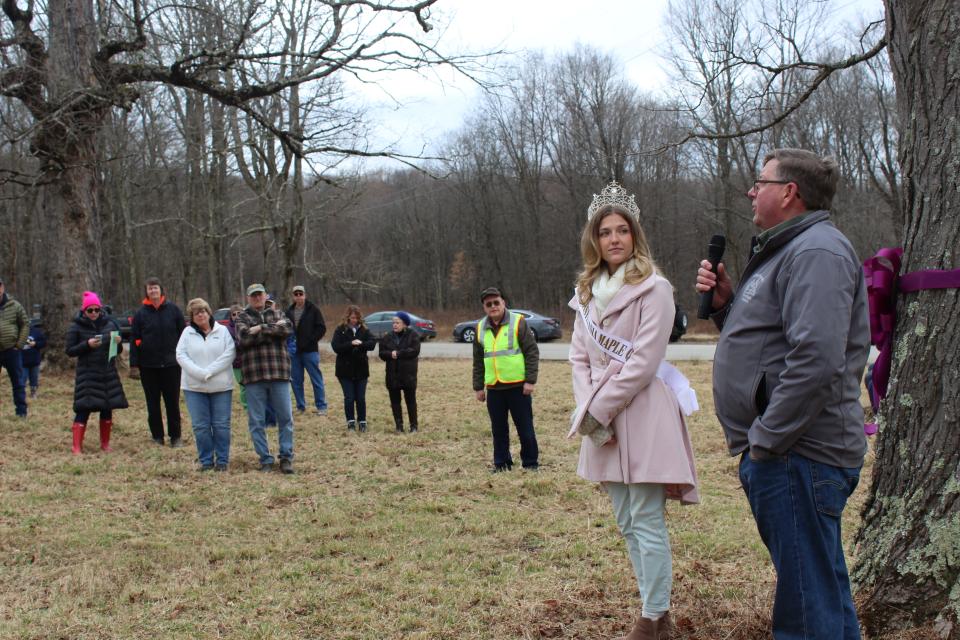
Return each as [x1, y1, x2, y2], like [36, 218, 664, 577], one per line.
[479, 286, 503, 302]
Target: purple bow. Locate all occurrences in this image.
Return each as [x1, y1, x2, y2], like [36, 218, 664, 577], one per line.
[863, 248, 960, 435]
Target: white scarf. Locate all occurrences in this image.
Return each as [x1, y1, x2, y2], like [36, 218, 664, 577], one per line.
[591, 263, 626, 317]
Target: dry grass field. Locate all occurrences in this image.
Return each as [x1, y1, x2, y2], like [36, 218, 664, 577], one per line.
[0, 358, 936, 639]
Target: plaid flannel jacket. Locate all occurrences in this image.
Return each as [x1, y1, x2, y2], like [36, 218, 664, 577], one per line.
[236, 306, 293, 384]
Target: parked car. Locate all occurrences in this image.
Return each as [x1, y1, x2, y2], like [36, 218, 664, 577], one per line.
[213, 307, 232, 325]
[102, 305, 134, 340]
[364, 311, 437, 340]
[670, 304, 688, 343]
[453, 309, 562, 343]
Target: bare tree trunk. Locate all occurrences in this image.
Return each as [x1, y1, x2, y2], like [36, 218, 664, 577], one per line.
[852, 2, 960, 637]
[209, 99, 229, 303]
[39, 0, 106, 366]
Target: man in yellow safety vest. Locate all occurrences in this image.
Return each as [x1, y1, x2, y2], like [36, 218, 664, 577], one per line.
[472, 286, 540, 472]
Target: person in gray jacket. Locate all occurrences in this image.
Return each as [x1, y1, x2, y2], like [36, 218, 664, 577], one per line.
[696, 148, 869, 640]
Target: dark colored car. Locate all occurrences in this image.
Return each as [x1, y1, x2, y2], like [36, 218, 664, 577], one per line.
[452, 309, 562, 343]
[670, 305, 688, 343]
[364, 311, 437, 340]
[102, 305, 134, 340]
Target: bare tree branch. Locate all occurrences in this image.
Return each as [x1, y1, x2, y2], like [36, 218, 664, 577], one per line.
[638, 30, 888, 155]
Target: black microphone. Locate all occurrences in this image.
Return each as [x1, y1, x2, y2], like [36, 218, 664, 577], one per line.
[697, 234, 726, 319]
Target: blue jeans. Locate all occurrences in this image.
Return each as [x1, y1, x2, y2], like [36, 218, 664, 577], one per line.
[184, 390, 233, 468]
[486, 386, 538, 468]
[0, 348, 26, 417]
[246, 381, 294, 465]
[739, 451, 861, 639]
[20, 363, 39, 390]
[337, 377, 367, 422]
[290, 350, 327, 411]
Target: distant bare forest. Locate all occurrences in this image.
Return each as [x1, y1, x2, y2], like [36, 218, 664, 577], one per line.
[1, 6, 897, 320]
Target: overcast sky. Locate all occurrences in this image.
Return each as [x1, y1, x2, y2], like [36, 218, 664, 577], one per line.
[347, 0, 885, 167]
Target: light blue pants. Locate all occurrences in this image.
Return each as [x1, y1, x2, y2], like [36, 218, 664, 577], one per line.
[184, 389, 233, 468]
[245, 381, 294, 465]
[290, 350, 327, 411]
[605, 482, 671, 617]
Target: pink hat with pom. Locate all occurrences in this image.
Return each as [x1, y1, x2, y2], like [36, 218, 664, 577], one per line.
[82, 291, 102, 310]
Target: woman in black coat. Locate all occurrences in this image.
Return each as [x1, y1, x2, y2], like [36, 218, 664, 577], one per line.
[65, 291, 128, 454]
[330, 305, 376, 433]
[377, 312, 421, 432]
[129, 276, 185, 447]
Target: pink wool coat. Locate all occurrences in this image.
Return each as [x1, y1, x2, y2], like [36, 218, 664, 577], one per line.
[569, 274, 700, 504]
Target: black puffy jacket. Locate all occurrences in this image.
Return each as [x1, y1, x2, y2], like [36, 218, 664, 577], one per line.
[65, 312, 129, 413]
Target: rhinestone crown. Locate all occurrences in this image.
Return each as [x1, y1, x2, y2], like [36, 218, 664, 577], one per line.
[586, 181, 640, 221]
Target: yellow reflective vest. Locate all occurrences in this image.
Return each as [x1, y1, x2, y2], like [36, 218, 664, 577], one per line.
[480, 311, 525, 386]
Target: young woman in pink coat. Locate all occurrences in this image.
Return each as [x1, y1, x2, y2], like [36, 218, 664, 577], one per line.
[568, 182, 699, 640]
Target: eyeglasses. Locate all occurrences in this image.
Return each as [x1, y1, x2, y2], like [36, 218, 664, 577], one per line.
[85, 307, 101, 314]
[293, 292, 304, 296]
[484, 300, 502, 308]
[751, 179, 791, 192]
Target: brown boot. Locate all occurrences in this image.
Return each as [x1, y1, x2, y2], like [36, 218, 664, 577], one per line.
[618, 611, 671, 640]
[99, 419, 113, 452]
[71, 422, 86, 455]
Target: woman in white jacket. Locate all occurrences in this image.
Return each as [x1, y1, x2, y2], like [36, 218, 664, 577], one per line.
[176, 298, 236, 471]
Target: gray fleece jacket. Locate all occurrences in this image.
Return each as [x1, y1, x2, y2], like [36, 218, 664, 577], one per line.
[712, 211, 870, 469]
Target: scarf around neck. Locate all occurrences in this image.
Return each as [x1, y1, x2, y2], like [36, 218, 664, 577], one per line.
[591, 263, 626, 316]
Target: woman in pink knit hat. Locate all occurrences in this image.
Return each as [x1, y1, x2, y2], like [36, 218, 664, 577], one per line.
[64, 291, 128, 454]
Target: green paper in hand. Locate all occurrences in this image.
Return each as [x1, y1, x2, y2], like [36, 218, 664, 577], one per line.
[108, 331, 119, 361]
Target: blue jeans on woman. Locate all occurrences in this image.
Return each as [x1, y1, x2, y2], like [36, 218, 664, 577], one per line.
[184, 389, 233, 469]
[739, 451, 862, 639]
[338, 377, 367, 422]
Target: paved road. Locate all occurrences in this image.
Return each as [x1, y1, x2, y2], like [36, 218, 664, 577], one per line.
[322, 341, 878, 363]
[322, 341, 717, 361]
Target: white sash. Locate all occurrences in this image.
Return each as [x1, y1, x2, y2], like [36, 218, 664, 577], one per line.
[577, 297, 634, 363]
[576, 292, 698, 417]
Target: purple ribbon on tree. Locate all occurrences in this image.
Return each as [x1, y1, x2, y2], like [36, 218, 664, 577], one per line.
[863, 247, 960, 435]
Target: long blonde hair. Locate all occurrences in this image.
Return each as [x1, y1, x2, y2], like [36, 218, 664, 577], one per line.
[575, 206, 658, 304]
[340, 304, 366, 329]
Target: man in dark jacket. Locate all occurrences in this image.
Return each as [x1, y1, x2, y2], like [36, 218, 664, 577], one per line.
[696, 148, 869, 639]
[130, 277, 186, 446]
[0, 277, 29, 418]
[237, 283, 295, 474]
[472, 286, 539, 472]
[285, 285, 327, 415]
